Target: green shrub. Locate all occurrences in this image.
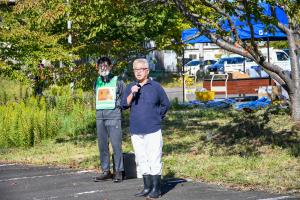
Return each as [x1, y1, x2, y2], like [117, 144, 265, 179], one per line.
[0, 87, 95, 148]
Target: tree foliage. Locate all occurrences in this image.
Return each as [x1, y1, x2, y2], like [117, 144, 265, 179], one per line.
[0, 0, 76, 87]
[69, 0, 187, 60]
[0, 0, 186, 89]
[0, 1, 73, 69]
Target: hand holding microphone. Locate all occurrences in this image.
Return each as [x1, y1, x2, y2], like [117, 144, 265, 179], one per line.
[131, 83, 141, 98]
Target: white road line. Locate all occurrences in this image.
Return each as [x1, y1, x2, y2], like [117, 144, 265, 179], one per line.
[33, 197, 58, 200]
[0, 171, 90, 182]
[0, 164, 16, 167]
[257, 196, 291, 200]
[76, 170, 95, 173]
[74, 190, 103, 197]
[33, 190, 103, 200]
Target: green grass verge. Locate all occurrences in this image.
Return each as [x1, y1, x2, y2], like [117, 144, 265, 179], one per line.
[1, 105, 300, 195]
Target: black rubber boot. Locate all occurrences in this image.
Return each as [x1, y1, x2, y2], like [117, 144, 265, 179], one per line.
[134, 175, 152, 197]
[147, 175, 161, 199]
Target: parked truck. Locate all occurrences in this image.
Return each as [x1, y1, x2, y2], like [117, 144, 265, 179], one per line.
[222, 48, 291, 74]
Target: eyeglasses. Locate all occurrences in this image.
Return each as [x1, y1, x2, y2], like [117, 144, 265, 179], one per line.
[133, 68, 148, 72]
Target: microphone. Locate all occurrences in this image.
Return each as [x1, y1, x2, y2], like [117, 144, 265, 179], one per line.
[132, 82, 141, 98]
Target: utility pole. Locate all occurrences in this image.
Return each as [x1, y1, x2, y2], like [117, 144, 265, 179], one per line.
[67, 13, 72, 45]
[171, 39, 186, 103]
[182, 46, 186, 103]
[66, 0, 74, 93]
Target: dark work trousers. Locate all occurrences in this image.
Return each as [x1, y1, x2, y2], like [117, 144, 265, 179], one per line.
[96, 119, 124, 173]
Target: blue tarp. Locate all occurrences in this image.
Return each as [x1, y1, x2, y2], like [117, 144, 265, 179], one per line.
[235, 97, 271, 111]
[181, 98, 236, 109]
[180, 97, 271, 111]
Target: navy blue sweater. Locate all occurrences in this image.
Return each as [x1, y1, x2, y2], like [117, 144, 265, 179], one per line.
[122, 79, 170, 134]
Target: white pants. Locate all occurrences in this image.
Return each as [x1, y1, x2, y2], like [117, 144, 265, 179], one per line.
[131, 130, 163, 176]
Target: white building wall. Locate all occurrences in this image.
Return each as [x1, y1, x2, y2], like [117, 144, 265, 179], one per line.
[202, 43, 222, 60]
[184, 43, 204, 60]
[146, 50, 177, 72]
[184, 42, 224, 61]
[163, 50, 177, 72]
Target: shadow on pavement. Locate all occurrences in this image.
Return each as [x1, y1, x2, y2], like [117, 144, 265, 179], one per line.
[161, 178, 187, 196]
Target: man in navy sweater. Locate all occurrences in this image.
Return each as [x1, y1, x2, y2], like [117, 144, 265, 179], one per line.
[122, 58, 170, 199]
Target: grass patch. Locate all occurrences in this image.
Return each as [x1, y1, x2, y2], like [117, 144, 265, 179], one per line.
[1, 103, 300, 195]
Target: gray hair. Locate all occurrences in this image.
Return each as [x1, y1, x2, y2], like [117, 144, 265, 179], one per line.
[133, 58, 149, 69]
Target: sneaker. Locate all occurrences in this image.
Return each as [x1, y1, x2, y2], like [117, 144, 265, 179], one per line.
[93, 171, 112, 182]
[113, 171, 123, 183]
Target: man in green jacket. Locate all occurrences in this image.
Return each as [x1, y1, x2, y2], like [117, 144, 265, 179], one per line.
[93, 57, 125, 183]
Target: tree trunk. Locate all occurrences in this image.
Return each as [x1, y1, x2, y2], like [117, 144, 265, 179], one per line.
[290, 90, 300, 126]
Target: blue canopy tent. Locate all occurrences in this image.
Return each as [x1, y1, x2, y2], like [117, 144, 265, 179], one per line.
[220, 3, 288, 28]
[182, 3, 288, 43]
[181, 28, 211, 44]
[182, 24, 287, 44]
[237, 24, 287, 41]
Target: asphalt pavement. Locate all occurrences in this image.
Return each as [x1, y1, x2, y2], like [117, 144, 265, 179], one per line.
[164, 87, 196, 102]
[0, 163, 299, 200]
